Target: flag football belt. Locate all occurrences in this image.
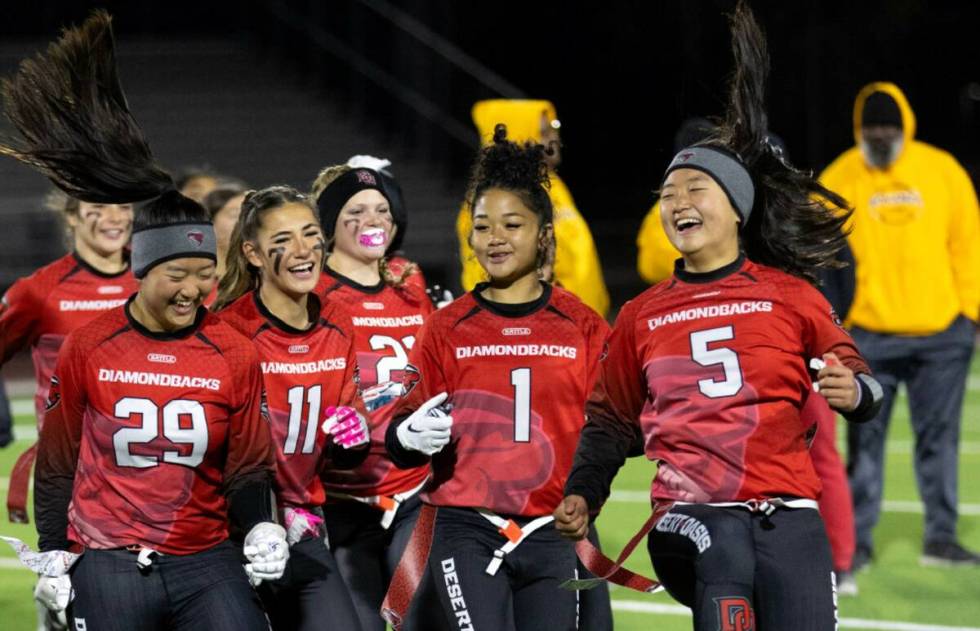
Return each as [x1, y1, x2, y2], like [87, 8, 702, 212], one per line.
[673, 497, 819, 514]
[563, 497, 818, 595]
[124, 545, 162, 570]
[381, 503, 437, 630]
[327, 476, 428, 530]
[474, 508, 555, 576]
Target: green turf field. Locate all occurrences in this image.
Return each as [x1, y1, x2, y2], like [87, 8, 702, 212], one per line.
[1, 364, 979, 630]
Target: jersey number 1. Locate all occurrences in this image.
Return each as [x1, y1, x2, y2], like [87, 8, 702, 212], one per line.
[510, 368, 531, 442]
[690, 326, 743, 398]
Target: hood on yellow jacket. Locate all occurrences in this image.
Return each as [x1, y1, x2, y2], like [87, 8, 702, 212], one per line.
[852, 82, 916, 161]
[471, 99, 558, 146]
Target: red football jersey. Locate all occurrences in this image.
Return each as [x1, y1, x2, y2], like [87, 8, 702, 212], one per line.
[316, 268, 433, 498]
[591, 256, 870, 503]
[35, 301, 275, 554]
[392, 285, 609, 517]
[220, 291, 363, 510]
[0, 253, 138, 426]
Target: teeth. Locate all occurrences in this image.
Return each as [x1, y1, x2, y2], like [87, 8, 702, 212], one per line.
[289, 263, 314, 273]
[676, 218, 701, 230]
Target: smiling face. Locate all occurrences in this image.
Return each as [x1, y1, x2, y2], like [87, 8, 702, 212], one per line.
[332, 189, 395, 264]
[67, 201, 134, 258]
[660, 168, 741, 270]
[471, 188, 549, 285]
[137, 257, 216, 331]
[244, 203, 324, 299]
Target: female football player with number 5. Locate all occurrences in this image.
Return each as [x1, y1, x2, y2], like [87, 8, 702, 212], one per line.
[556, 3, 884, 630]
[386, 127, 610, 630]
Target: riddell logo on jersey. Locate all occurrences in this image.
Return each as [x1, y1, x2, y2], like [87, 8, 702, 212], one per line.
[501, 327, 531, 336]
[147, 353, 176, 364]
[362, 302, 385, 310]
[97, 285, 124, 295]
[288, 344, 310, 354]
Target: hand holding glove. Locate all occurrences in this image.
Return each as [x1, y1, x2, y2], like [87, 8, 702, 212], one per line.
[395, 392, 453, 456]
[243, 522, 289, 585]
[322, 406, 370, 449]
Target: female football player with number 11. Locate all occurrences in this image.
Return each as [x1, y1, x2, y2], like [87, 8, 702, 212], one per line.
[386, 127, 610, 630]
[215, 186, 369, 631]
[556, 3, 884, 630]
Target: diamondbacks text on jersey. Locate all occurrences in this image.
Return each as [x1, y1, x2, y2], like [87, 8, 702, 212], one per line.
[0, 253, 138, 425]
[317, 268, 433, 498]
[389, 284, 609, 517]
[220, 292, 365, 510]
[34, 301, 275, 554]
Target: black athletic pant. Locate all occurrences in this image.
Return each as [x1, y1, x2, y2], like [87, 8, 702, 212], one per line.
[848, 316, 974, 552]
[0, 379, 13, 447]
[257, 535, 362, 631]
[429, 507, 580, 631]
[648, 504, 836, 631]
[323, 494, 446, 631]
[68, 541, 268, 631]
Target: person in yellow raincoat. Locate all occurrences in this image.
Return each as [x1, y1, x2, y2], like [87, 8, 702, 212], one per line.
[456, 99, 610, 318]
[820, 82, 980, 569]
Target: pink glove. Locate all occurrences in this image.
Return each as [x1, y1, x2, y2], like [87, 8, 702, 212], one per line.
[322, 406, 370, 449]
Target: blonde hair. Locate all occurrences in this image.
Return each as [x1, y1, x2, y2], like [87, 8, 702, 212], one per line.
[310, 164, 352, 201]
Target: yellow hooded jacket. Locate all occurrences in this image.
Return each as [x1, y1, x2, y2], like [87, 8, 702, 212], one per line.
[457, 99, 610, 317]
[819, 82, 980, 334]
[635, 200, 680, 284]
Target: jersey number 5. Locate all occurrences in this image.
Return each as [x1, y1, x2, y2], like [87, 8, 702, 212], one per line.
[689, 326, 743, 398]
[113, 398, 208, 468]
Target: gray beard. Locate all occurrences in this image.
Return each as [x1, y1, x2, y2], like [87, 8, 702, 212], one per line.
[860, 138, 903, 168]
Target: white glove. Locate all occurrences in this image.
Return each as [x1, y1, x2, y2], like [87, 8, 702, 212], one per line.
[396, 392, 453, 456]
[322, 405, 370, 449]
[347, 155, 392, 172]
[35, 574, 72, 613]
[243, 522, 289, 585]
[283, 507, 325, 547]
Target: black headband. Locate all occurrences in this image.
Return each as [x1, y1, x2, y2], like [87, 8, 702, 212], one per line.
[315, 168, 392, 239]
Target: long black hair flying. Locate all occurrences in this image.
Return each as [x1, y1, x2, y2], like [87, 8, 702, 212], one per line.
[0, 11, 206, 229]
[706, 0, 851, 283]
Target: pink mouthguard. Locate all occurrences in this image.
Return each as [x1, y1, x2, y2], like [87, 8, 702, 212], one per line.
[358, 229, 387, 247]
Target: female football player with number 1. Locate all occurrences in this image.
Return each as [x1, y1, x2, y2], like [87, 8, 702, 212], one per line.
[310, 163, 436, 631]
[3, 13, 284, 631]
[556, 3, 884, 630]
[386, 126, 610, 630]
[214, 186, 369, 631]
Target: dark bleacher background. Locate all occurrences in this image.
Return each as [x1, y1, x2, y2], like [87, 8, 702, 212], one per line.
[1, 0, 978, 313]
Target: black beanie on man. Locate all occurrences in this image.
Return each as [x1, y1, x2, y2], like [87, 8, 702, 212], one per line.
[862, 92, 903, 128]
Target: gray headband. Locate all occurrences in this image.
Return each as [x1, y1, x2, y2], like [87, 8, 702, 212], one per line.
[663, 146, 755, 224]
[131, 222, 217, 278]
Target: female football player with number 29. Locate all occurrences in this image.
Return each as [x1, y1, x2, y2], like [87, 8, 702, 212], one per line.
[5, 13, 284, 631]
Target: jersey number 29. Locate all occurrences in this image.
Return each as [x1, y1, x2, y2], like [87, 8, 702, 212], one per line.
[113, 398, 208, 468]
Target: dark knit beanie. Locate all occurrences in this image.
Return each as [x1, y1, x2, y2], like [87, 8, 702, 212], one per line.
[862, 92, 903, 128]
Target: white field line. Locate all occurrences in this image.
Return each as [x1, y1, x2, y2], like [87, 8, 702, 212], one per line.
[608, 490, 980, 516]
[610, 600, 980, 631]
